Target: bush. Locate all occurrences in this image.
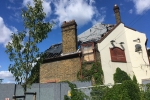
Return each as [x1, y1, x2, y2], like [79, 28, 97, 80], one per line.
[103, 80, 140, 100]
[114, 68, 131, 83]
[133, 75, 137, 84]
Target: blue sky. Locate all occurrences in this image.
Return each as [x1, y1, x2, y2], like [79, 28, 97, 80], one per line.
[0, 0, 150, 83]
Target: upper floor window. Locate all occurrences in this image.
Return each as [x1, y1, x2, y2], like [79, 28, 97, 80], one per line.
[110, 47, 126, 62]
[81, 42, 95, 62]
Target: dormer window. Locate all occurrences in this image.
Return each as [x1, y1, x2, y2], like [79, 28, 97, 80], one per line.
[81, 42, 95, 62]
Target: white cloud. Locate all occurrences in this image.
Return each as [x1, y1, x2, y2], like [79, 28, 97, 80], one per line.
[129, 9, 133, 14]
[92, 16, 105, 25]
[53, 0, 104, 26]
[0, 71, 15, 83]
[147, 47, 150, 50]
[0, 17, 17, 46]
[92, 7, 106, 25]
[23, 0, 51, 16]
[132, 0, 150, 14]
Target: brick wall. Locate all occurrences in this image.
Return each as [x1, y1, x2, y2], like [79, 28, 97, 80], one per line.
[62, 21, 77, 54]
[40, 57, 81, 83]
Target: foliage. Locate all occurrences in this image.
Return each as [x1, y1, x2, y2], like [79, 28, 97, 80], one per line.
[77, 63, 92, 81]
[64, 81, 89, 100]
[5, 0, 53, 92]
[133, 75, 138, 84]
[27, 57, 43, 83]
[91, 62, 104, 85]
[90, 86, 107, 100]
[140, 83, 150, 100]
[121, 80, 140, 100]
[77, 62, 104, 85]
[103, 80, 140, 100]
[114, 68, 131, 83]
[102, 84, 131, 100]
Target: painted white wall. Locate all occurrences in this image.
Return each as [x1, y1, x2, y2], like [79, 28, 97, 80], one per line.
[125, 27, 150, 84]
[98, 23, 150, 84]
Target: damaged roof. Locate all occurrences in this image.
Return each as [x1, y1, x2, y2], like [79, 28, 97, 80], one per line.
[44, 43, 62, 59]
[44, 23, 114, 59]
[78, 23, 114, 43]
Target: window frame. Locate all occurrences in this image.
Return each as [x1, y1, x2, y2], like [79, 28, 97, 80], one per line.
[81, 42, 95, 62]
[110, 47, 126, 63]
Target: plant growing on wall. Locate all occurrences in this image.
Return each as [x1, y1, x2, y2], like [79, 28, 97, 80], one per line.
[5, 0, 53, 92]
[77, 62, 104, 85]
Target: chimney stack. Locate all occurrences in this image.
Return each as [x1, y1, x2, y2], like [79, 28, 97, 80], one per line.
[113, 4, 121, 24]
[61, 20, 77, 54]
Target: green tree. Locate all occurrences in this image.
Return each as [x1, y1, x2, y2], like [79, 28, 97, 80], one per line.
[5, 0, 53, 92]
[102, 84, 131, 100]
[114, 68, 131, 83]
[64, 81, 89, 100]
[133, 75, 138, 84]
[140, 83, 150, 100]
[103, 80, 140, 100]
[122, 80, 140, 100]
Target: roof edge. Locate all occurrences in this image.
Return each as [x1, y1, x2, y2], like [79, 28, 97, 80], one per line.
[43, 52, 81, 63]
[125, 26, 136, 31]
[97, 22, 122, 43]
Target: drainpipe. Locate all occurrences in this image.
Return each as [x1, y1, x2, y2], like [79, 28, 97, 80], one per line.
[79, 53, 82, 79]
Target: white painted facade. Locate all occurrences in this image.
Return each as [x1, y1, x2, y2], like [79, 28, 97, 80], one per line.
[98, 23, 150, 84]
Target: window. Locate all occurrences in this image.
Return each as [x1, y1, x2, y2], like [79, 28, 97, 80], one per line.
[81, 42, 95, 62]
[110, 47, 126, 62]
[135, 44, 142, 52]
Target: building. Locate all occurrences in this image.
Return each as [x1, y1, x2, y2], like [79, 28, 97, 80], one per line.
[97, 4, 150, 84]
[40, 5, 150, 84]
[40, 20, 104, 83]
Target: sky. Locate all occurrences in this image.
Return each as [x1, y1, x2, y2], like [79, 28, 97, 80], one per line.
[0, 0, 150, 83]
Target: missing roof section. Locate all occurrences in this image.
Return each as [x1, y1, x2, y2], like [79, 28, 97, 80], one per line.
[44, 23, 114, 59]
[78, 23, 114, 43]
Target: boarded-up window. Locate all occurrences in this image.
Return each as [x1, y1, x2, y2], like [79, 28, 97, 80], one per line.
[81, 42, 95, 62]
[110, 47, 126, 62]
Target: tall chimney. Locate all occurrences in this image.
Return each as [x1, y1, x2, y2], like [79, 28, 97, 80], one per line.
[113, 4, 121, 24]
[61, 20, 77, 54]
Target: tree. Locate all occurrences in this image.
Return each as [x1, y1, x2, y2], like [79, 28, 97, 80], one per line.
[5, 0, 53, 92]
[133, 75, 137, 84]
[103, 80, 140, 100]
[64, 81, 89, 100]
[114, 68, 131, 83]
